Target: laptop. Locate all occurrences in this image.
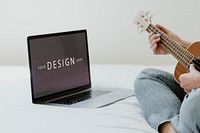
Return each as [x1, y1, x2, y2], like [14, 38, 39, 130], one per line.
[27, 29, 133, 108]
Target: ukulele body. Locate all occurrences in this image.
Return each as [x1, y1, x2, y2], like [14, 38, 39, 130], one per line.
[174, 42, 200, 83]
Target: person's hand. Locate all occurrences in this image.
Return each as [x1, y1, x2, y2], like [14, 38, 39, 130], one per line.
[148, 24, 190, 55]
[148, 32, 168, 55]
[179, 64, 200, 93]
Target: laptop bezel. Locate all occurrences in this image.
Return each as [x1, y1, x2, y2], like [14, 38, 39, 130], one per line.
[27, 29, 92, 104]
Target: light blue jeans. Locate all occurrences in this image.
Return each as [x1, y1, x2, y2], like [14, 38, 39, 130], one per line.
[134, 68, 200, 133]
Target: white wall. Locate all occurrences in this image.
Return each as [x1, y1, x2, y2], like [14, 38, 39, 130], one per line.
[0, 0, 200, 65]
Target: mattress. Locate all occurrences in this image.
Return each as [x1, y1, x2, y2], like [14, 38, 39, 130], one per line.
[0, 64, 175, 133]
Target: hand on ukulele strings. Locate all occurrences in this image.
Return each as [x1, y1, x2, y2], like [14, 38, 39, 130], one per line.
[148, 24, 191, 55]
[179, 64, 200, 93]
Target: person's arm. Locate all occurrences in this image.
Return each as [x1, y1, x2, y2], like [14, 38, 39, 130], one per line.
[148, 24, 200, 93]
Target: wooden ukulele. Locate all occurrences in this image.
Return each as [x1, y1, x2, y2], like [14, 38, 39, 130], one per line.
[134, 11, 200, 83]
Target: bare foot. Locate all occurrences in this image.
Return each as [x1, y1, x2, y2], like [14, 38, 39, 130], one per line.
[159, 122, 176, 133]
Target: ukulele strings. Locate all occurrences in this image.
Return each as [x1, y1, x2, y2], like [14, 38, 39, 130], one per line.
[157, 30, 200, 71]
[148, 24, 193, 66]
[146, 25, 185, 63]
[147, 24, 194, 69]
[147, 24, 200, 71]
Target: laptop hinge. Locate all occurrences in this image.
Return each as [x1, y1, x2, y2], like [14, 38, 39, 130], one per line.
[43, 88, 91, 103]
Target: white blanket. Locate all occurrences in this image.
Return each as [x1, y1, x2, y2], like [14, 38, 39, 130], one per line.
[0, 65, 175, 133]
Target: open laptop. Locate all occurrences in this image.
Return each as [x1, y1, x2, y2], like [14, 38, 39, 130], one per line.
[27, 29, 133, 108]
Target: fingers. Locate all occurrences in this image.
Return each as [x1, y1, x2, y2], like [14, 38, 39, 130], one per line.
[147, 24, 172, 55]
[179, 75, 190, 93]
[179, 74, 185, 87]
[148, 32, 161, 52]
[148, 32, 161, 45]
[189, 64, 196, 72]
[148, 32, 154, 40]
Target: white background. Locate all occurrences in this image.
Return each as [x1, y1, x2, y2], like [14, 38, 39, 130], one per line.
[0, 0, 199, 65]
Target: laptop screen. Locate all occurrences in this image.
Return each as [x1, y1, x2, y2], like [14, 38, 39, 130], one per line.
[28, 30, 91, 100]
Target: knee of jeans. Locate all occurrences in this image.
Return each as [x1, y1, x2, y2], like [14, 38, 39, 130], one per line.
[134, 68, 155, 96]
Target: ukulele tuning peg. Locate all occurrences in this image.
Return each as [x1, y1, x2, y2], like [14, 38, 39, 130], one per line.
[149, 14, 153, 20]
[145, 10, 153, 20]
[145, 10, 151, 15]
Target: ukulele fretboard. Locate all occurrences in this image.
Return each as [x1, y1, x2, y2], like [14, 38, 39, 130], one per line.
[146, 24, 194, 68]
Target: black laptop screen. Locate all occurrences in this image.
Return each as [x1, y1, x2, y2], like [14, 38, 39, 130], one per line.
[28, 30, 90, 99]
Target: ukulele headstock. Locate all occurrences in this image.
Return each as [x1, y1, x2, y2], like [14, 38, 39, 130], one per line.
[134, 11, 152, 32]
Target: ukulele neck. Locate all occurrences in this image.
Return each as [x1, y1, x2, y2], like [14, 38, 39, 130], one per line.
[146, 24, 194, 68]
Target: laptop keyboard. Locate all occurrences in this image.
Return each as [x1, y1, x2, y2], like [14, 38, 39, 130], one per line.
[52, 90, 111, 105]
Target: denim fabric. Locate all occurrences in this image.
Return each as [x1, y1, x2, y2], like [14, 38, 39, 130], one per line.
[134, 68, 200, 133]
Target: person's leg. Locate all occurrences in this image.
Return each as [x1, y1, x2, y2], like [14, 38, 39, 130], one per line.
[171, 88, 200, 133]
[134, 68, 186, 131]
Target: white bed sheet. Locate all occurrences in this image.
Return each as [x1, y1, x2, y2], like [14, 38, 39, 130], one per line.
[0, 64, 175, 133]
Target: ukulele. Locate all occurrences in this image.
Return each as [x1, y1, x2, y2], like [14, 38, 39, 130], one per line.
[134, 11, 200, 83]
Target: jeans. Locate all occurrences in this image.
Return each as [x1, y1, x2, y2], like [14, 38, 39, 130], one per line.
[134, 68, 200, 133]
